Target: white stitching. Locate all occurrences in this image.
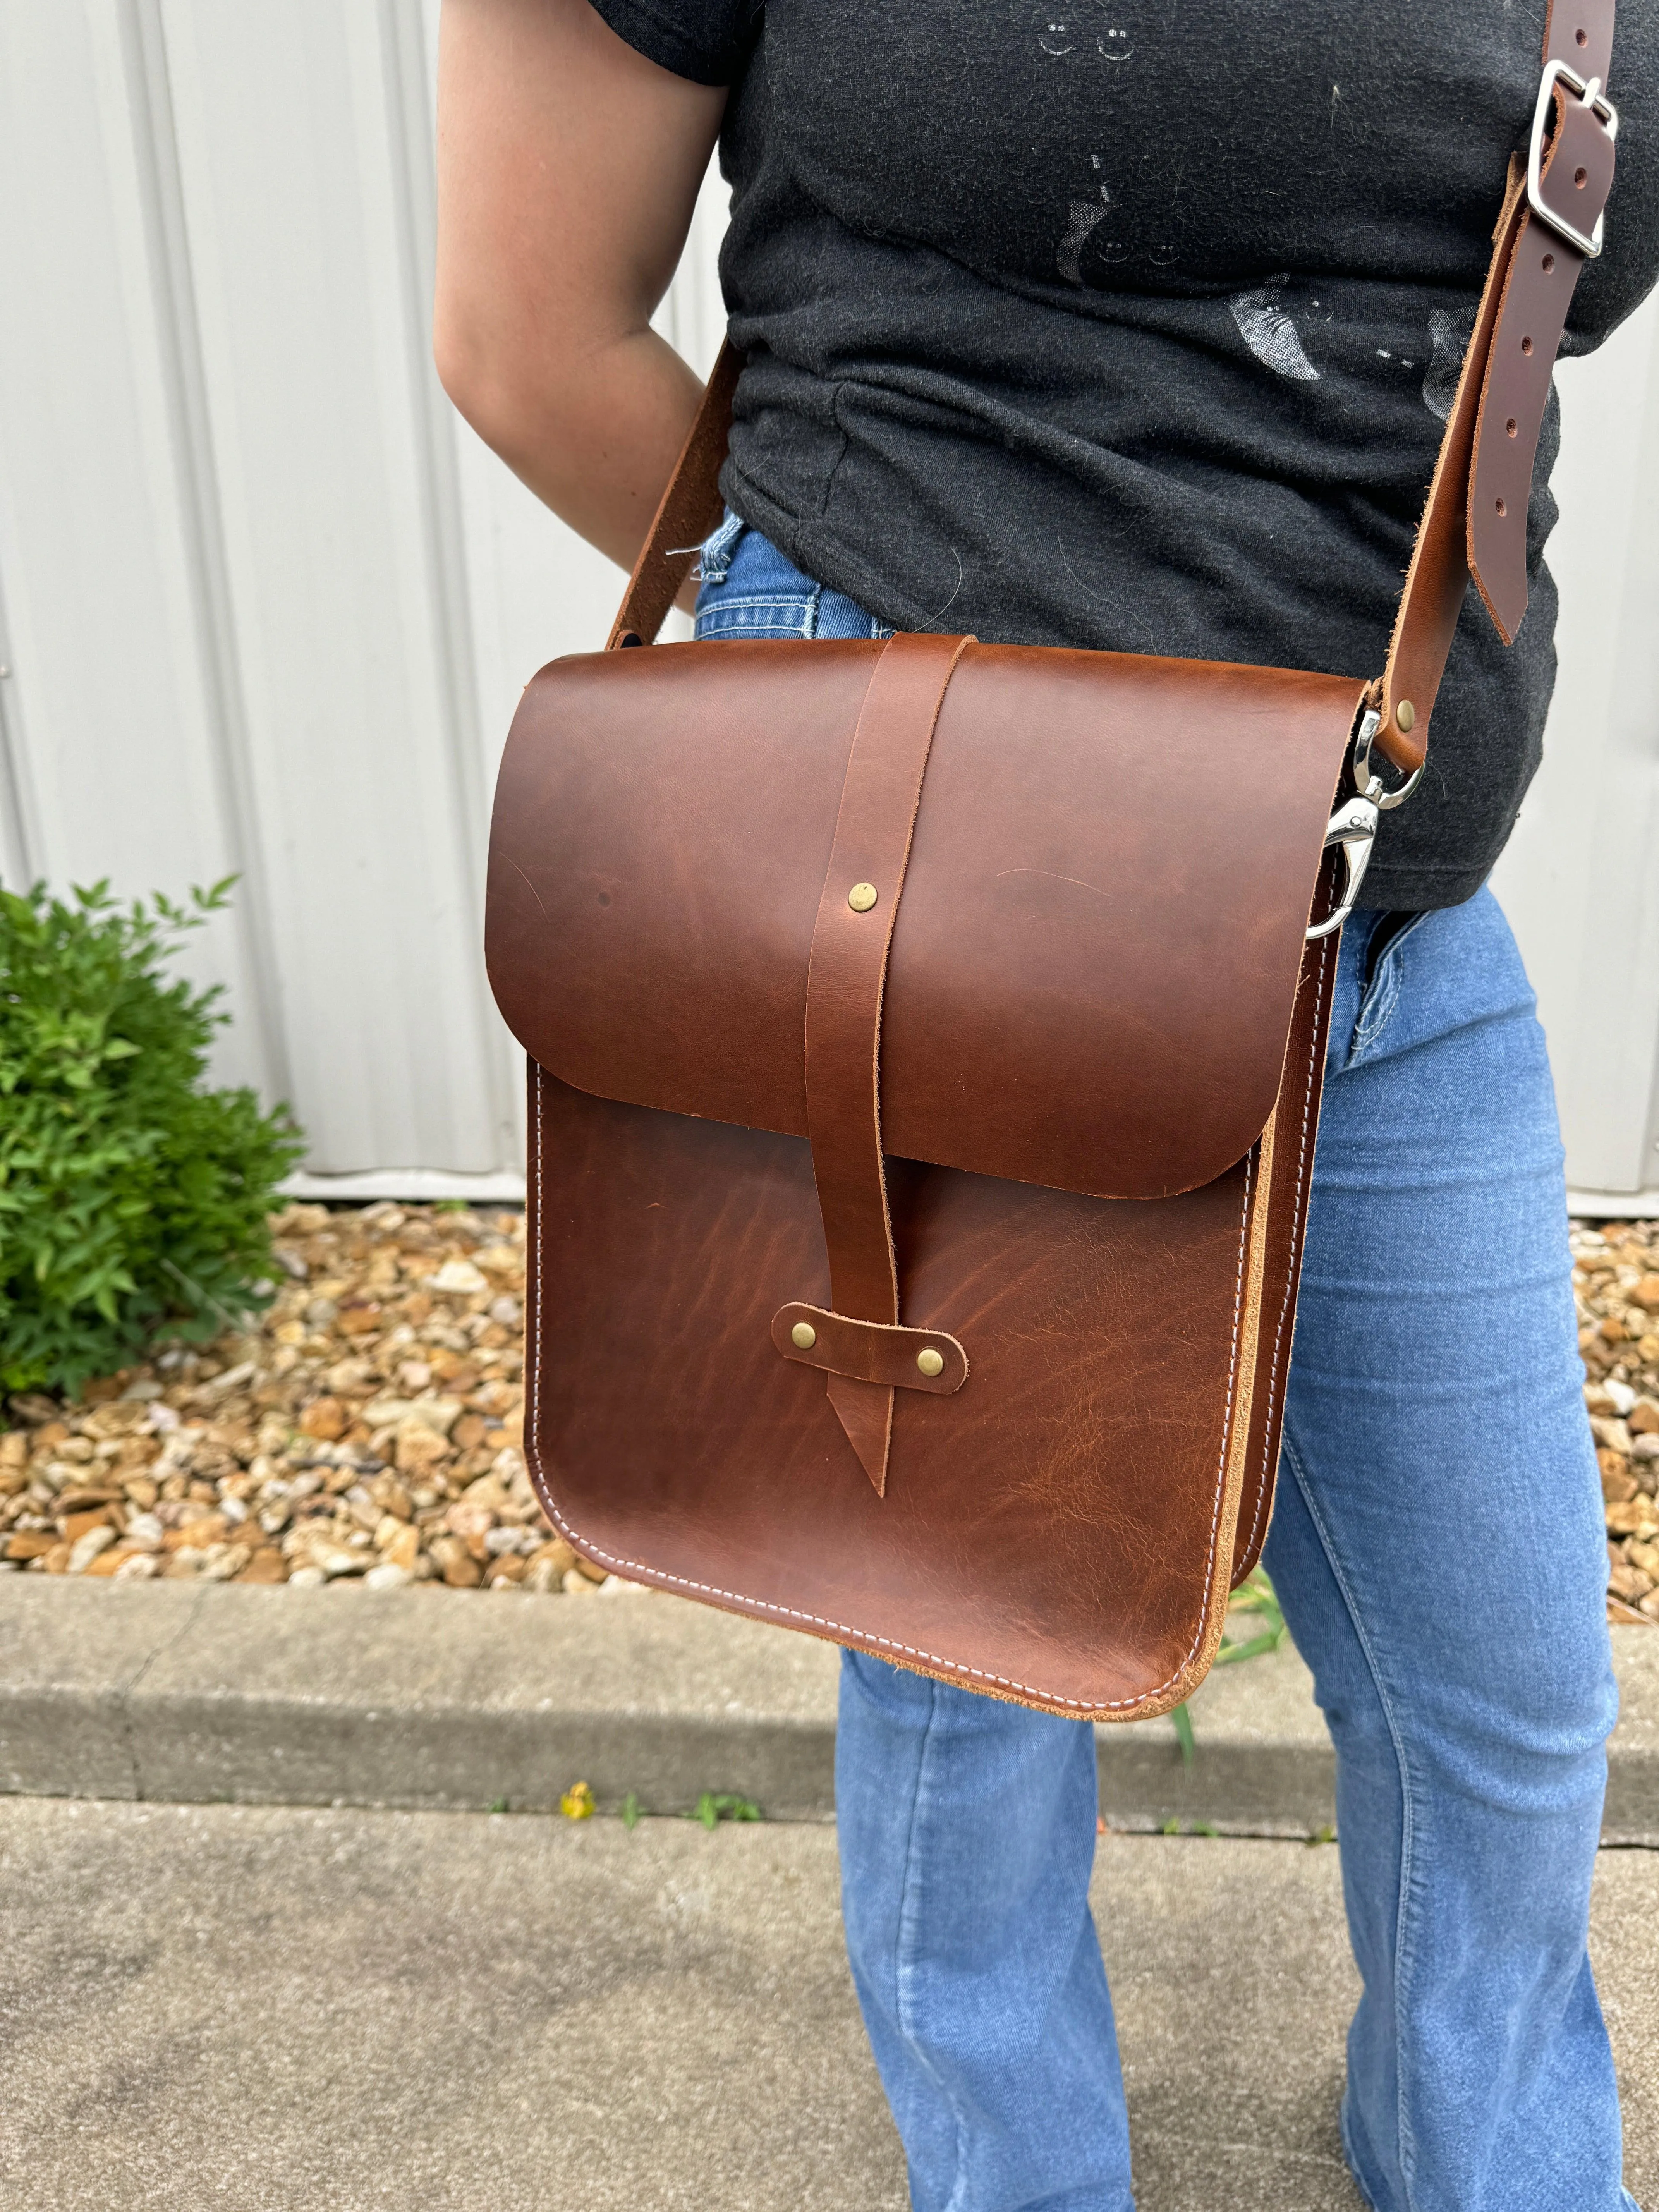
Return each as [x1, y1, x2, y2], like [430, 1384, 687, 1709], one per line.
[527, 1065, 1253, 1715]
[1239, 932, 1331, 1568]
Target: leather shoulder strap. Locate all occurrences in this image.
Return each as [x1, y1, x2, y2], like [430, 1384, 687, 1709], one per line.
[609, 0, 1620, 778]
[1376, 0, 1619, 769]
[606, 342, 742, 650]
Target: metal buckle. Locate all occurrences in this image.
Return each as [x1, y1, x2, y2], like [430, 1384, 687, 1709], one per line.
[1306, 709, 1422, 942]
[1527, 59, 1618, 259]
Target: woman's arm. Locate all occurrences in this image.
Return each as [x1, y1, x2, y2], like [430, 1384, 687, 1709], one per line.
[434, 0, 725, 574]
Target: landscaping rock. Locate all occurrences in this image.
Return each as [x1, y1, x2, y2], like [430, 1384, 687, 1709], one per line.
[0, 1206, 623, 1600]
[1577, 1219, 1659, 1621]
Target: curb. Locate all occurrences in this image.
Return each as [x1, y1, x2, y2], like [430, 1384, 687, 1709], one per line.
[1, 1582, 1655, 1839]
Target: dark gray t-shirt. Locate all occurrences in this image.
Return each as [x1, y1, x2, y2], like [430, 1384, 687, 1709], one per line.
[591, 0, 1658, 907]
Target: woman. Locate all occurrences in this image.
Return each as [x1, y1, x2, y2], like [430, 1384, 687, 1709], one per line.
[434, 4, 1657, 2205]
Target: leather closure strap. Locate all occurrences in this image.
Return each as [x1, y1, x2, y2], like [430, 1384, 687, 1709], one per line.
[802, 631, 973, 1491]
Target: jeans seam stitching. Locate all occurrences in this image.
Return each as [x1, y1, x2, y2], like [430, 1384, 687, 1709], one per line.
[698, 596, 815, 616]
[1353, 913, 1432, 1059]
[893, 1676, 972, 2211]
[1280, 1423, 1425, 2207]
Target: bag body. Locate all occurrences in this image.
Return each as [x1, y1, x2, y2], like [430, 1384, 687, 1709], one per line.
[484, 3, 1620, 1717]
[490, 643, 1352, 1715]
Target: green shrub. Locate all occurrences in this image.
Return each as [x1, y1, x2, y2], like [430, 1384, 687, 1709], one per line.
[0, 877, 304, 1395]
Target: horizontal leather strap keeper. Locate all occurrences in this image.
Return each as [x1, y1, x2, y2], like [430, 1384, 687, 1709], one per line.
[771, 1303, 969, 1395]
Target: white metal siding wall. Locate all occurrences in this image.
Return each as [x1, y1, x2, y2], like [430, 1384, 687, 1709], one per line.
[1491, 294, 1659, 1205]
[1, 5, 1656, 1203]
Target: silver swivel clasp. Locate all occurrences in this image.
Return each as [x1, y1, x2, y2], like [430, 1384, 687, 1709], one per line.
[1305, 709, 1425, 941]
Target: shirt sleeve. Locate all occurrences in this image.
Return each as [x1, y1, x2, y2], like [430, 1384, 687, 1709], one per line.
[587, 0, 760, 87]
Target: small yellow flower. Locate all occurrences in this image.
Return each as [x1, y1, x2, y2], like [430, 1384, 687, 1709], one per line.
[560, 1780, 595, 1820]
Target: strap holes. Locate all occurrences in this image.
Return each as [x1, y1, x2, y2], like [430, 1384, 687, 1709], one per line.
[1495, 497, 1508, 517]
[1521, 335, 1534, 355]
[1542, 252, 1556, 273]
[1575, 167, 1588, 188]
[1576, 25, 1589, 44]
[1506, 417, 1518, 438]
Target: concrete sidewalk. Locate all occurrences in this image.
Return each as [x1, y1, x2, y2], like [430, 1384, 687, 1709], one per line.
[3, 1579, 1658, 1839]
[1, 1795, 1653, 2212]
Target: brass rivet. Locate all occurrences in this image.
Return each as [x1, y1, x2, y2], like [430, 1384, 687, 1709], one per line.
[1395, 699, 1416, 733]
[847, 882, 878, 913]
[915, 1347, 945, 1377]
[790, 1321, 817, 1350]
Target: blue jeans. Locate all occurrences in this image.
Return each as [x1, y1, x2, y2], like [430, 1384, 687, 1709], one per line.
[696, 519, 1630, 2212]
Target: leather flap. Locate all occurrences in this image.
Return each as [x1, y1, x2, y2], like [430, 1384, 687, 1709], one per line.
[486, 640, 1361, 1201]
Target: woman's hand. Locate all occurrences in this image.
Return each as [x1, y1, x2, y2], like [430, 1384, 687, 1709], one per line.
[434, 0, 724, 577]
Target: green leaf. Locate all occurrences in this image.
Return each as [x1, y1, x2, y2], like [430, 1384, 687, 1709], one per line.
[1214, 1629, 1283, 1666]
[689, 1791, 762, 1829]
[1216, 1568, 1289, 1665]
[0, 876, 304, 1392]
[1171, 1700, 1196, 1770]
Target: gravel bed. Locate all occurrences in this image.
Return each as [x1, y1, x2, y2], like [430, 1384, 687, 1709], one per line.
[0, 1203, 620, 1597]
[1575, 1217, 1659, 1624]
[3, 1203, 1656, 1616]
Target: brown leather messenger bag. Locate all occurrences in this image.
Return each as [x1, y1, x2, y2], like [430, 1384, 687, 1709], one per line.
[486, 5, 1620, 1719]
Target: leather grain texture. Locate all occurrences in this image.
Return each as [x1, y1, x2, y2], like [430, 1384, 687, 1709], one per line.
[487, 642, 1362, 1204]
[494, 639, 1345, 1717]
[523, 1058, 1281, 1718]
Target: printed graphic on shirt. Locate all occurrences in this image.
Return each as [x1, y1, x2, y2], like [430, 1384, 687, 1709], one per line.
[1054, 148, 1179, 282]
[1229, 277, 1320, 381]
[1424, 304, 1479, 421]
[1030, 2, 1141, 60]
[1222, 276, 1448, 403]
[1056, 177, 1118, 280]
